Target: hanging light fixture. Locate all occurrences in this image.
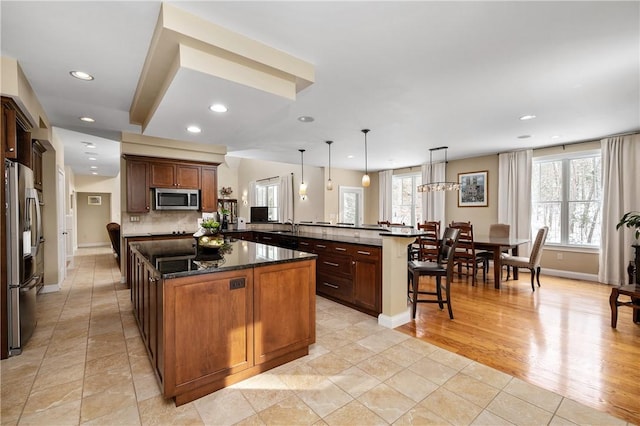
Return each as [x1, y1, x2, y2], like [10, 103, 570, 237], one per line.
[326, 140, 333, 191]
[361, 129, 370, 187]
[299, 149, 308, 199]
[417, 146, 461, 192]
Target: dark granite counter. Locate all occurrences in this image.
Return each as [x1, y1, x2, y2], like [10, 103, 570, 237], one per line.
[130, 238, 316, 280]
[254, 231, 384, 247]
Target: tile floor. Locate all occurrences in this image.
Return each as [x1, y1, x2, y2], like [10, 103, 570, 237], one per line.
[0, 247, 631, 425]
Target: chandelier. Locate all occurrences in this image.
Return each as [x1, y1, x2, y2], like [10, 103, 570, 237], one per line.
[417, 146, 461, 193]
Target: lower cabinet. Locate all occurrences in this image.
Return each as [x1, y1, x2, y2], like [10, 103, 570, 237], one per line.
[130, 246, 315, 406]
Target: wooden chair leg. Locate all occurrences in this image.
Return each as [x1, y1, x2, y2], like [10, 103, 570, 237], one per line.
[411, 273, 418, 319]
[536, 266, 541, 287]
[435, 276, 444, 309]
[445, 281, 454, 319]
[530, 268, 535, 291]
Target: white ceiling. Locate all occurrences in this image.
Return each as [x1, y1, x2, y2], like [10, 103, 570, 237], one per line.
[1, 1, 639, 177]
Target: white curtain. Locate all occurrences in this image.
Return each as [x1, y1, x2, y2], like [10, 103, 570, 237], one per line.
[278, 174, 294, 223]
[420, 162, 445, 232]
[498, 150, 533, 254]
[598, 134, 640, 285]
[378, 170, 393, 221]
[248, 181, 256, 207]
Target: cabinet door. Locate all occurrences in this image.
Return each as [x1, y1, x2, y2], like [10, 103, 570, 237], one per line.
[127, 161, 150, 213]
[32, 145, 43, 190]
[175, 164, 200, 188]
[352, 248, 381, 314]
[200, 166, 218, 212]
[2, 106, 17, 159]
[150, 162, 175, 188]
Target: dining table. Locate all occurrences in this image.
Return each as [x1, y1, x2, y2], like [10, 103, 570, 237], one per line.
[474, 236, 530, 289]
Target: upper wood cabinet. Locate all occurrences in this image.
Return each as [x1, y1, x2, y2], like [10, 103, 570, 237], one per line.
[150, 162, 200, 189]
[2, 97, 33, 162]
[127, 160, 150, 213]
[124, 155, 218, 213]
[200, 166, 218, 212]
[32, 141, 45, 191]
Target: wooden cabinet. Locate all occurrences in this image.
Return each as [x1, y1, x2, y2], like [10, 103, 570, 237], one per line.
[1, 101, 17, 159]
[150, 162, 200, 189]
[129, 241, 315, 406]
[32, 141, 45, 191]
[200, 166, 218, 212]
[126, 160, 150, 213]
[124, 155, 219, 213]
[256, 233, 381, 316]
[218, 199, 238, 224]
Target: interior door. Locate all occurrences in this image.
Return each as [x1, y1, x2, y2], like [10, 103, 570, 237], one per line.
[57, 168, 66, 282]
[339, 186, 364, 226]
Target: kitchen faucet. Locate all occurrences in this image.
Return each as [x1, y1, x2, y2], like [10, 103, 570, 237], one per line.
[286, 219, 297, 234]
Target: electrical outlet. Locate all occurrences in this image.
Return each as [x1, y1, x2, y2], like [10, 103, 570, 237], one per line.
[556, 252, 563, 260]
[130, 216, 140, 222]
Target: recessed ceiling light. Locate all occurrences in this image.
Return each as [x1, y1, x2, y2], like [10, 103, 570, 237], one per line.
[70, 70, 94, 81]
[519, 115, 536, 121]
[347, 155, 354, 159]
[90, 166, 98, 169]
[80, 116, 95, 123]
[297, 116, 314, 123]
[82, 142, 96, 148]
[186, 125, 201, 133]
[88, 157, 97, 161]
[91, 172, 98, 175]
[209, 104, 228, 113]
[551, 135, 560, 139]
[517, 135, 532, 139]
[84, 152, 98, 156]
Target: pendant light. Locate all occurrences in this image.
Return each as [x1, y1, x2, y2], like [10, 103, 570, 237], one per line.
[326, 140, 333, 191]
[361, 129, 370, 187]
[416, 146, 461, 192]
[299, 149, 308, 199]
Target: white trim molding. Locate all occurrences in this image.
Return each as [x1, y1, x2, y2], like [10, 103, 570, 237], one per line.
[541, 268, 599, 283]
[378, 309, 411, 329]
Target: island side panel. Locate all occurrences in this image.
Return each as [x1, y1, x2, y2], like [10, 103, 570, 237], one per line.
[162, 269, 254, 399]
[254, 259, 316, 365]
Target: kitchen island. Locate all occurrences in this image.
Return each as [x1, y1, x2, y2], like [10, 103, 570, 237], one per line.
[128, 238, 316, 405]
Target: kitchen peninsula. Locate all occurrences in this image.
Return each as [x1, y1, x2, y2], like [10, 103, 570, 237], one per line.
[128, 238, 316, 405]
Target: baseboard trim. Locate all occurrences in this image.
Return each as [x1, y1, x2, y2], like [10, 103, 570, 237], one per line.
[378, 308, 411, 329]
[40, 283, 60, 294]
[541, 268, 599, 282]
[77, 242, 110, 248]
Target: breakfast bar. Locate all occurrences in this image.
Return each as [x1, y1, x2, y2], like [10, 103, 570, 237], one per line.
[128, 238, 316, 405]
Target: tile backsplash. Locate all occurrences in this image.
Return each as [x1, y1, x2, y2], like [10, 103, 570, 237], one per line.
[122, 210, 202, 235]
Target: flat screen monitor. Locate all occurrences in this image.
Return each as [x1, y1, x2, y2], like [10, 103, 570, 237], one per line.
[250, 206, 269, 223]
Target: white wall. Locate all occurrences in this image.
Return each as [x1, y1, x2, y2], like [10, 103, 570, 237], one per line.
[74, 173, 121, 223]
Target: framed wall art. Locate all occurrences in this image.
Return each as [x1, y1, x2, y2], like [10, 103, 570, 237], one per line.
[458, 171, 488, 207]
[88, 195, 102, 206]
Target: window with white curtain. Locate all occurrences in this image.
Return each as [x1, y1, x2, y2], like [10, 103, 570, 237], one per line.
[255, 179, 279, 221]
[531, 151, 601, 247]
[392, 173, 422, 226]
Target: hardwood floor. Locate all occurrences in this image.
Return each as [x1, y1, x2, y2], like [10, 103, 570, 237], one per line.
[398, 271, 640, 425]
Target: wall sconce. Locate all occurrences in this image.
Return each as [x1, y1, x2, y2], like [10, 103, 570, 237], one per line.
[299, 149, 308, 200]
[241, 190, 248, 206]
[361, 129, 370, 187]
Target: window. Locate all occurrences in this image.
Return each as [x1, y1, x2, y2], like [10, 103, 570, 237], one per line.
[392, 173, 422, 227]
[255, 180, 279, 221]
[531, 151, 601, 247]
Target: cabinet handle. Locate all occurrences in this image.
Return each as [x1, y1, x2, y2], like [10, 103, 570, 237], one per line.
[263, 236, 272, 240]
[322, 282, 339, 289]
[323, 261, 339, 267]
[357, 250, 371, 255]
[146, 206, 150, 210]
[8, 147, 14, 152]
[335, 247, 347, 251]
[316, 244, 327, 248]
[148, 277, 156, 283]
[300, 242, 309, 246]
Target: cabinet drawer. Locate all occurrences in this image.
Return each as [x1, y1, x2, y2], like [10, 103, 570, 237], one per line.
[351, 246, 381, 261]
[317, 273, 353, 301]
[317, 253, 352, 276]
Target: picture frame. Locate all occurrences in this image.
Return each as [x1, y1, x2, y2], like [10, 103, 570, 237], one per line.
[458, 171, 488, 207]
[88, 195, 102, 206]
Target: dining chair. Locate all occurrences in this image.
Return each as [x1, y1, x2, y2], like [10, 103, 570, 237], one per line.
[106, 222, 121, 267]
[501, 226, 549, 291]
[449, 221, 483, 285]
[407, 227, 460, 319]
[476, 223, 510, 281]
[417, 221, 440, 262]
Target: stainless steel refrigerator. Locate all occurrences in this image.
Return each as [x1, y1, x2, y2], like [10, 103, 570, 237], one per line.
[5, 159, 42, 356]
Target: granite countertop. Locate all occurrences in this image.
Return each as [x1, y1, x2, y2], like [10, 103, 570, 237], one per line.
[123, 231, 196, 238]
[257, 231, 384, 247]
[130, 238, 316, 279]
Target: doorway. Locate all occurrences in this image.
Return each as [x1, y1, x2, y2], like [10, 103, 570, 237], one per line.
[339, 186, 364, 226]
[77, 192, 111, 247]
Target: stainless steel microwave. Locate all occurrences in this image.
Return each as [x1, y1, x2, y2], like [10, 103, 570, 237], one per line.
[154, 188, 200, 210]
